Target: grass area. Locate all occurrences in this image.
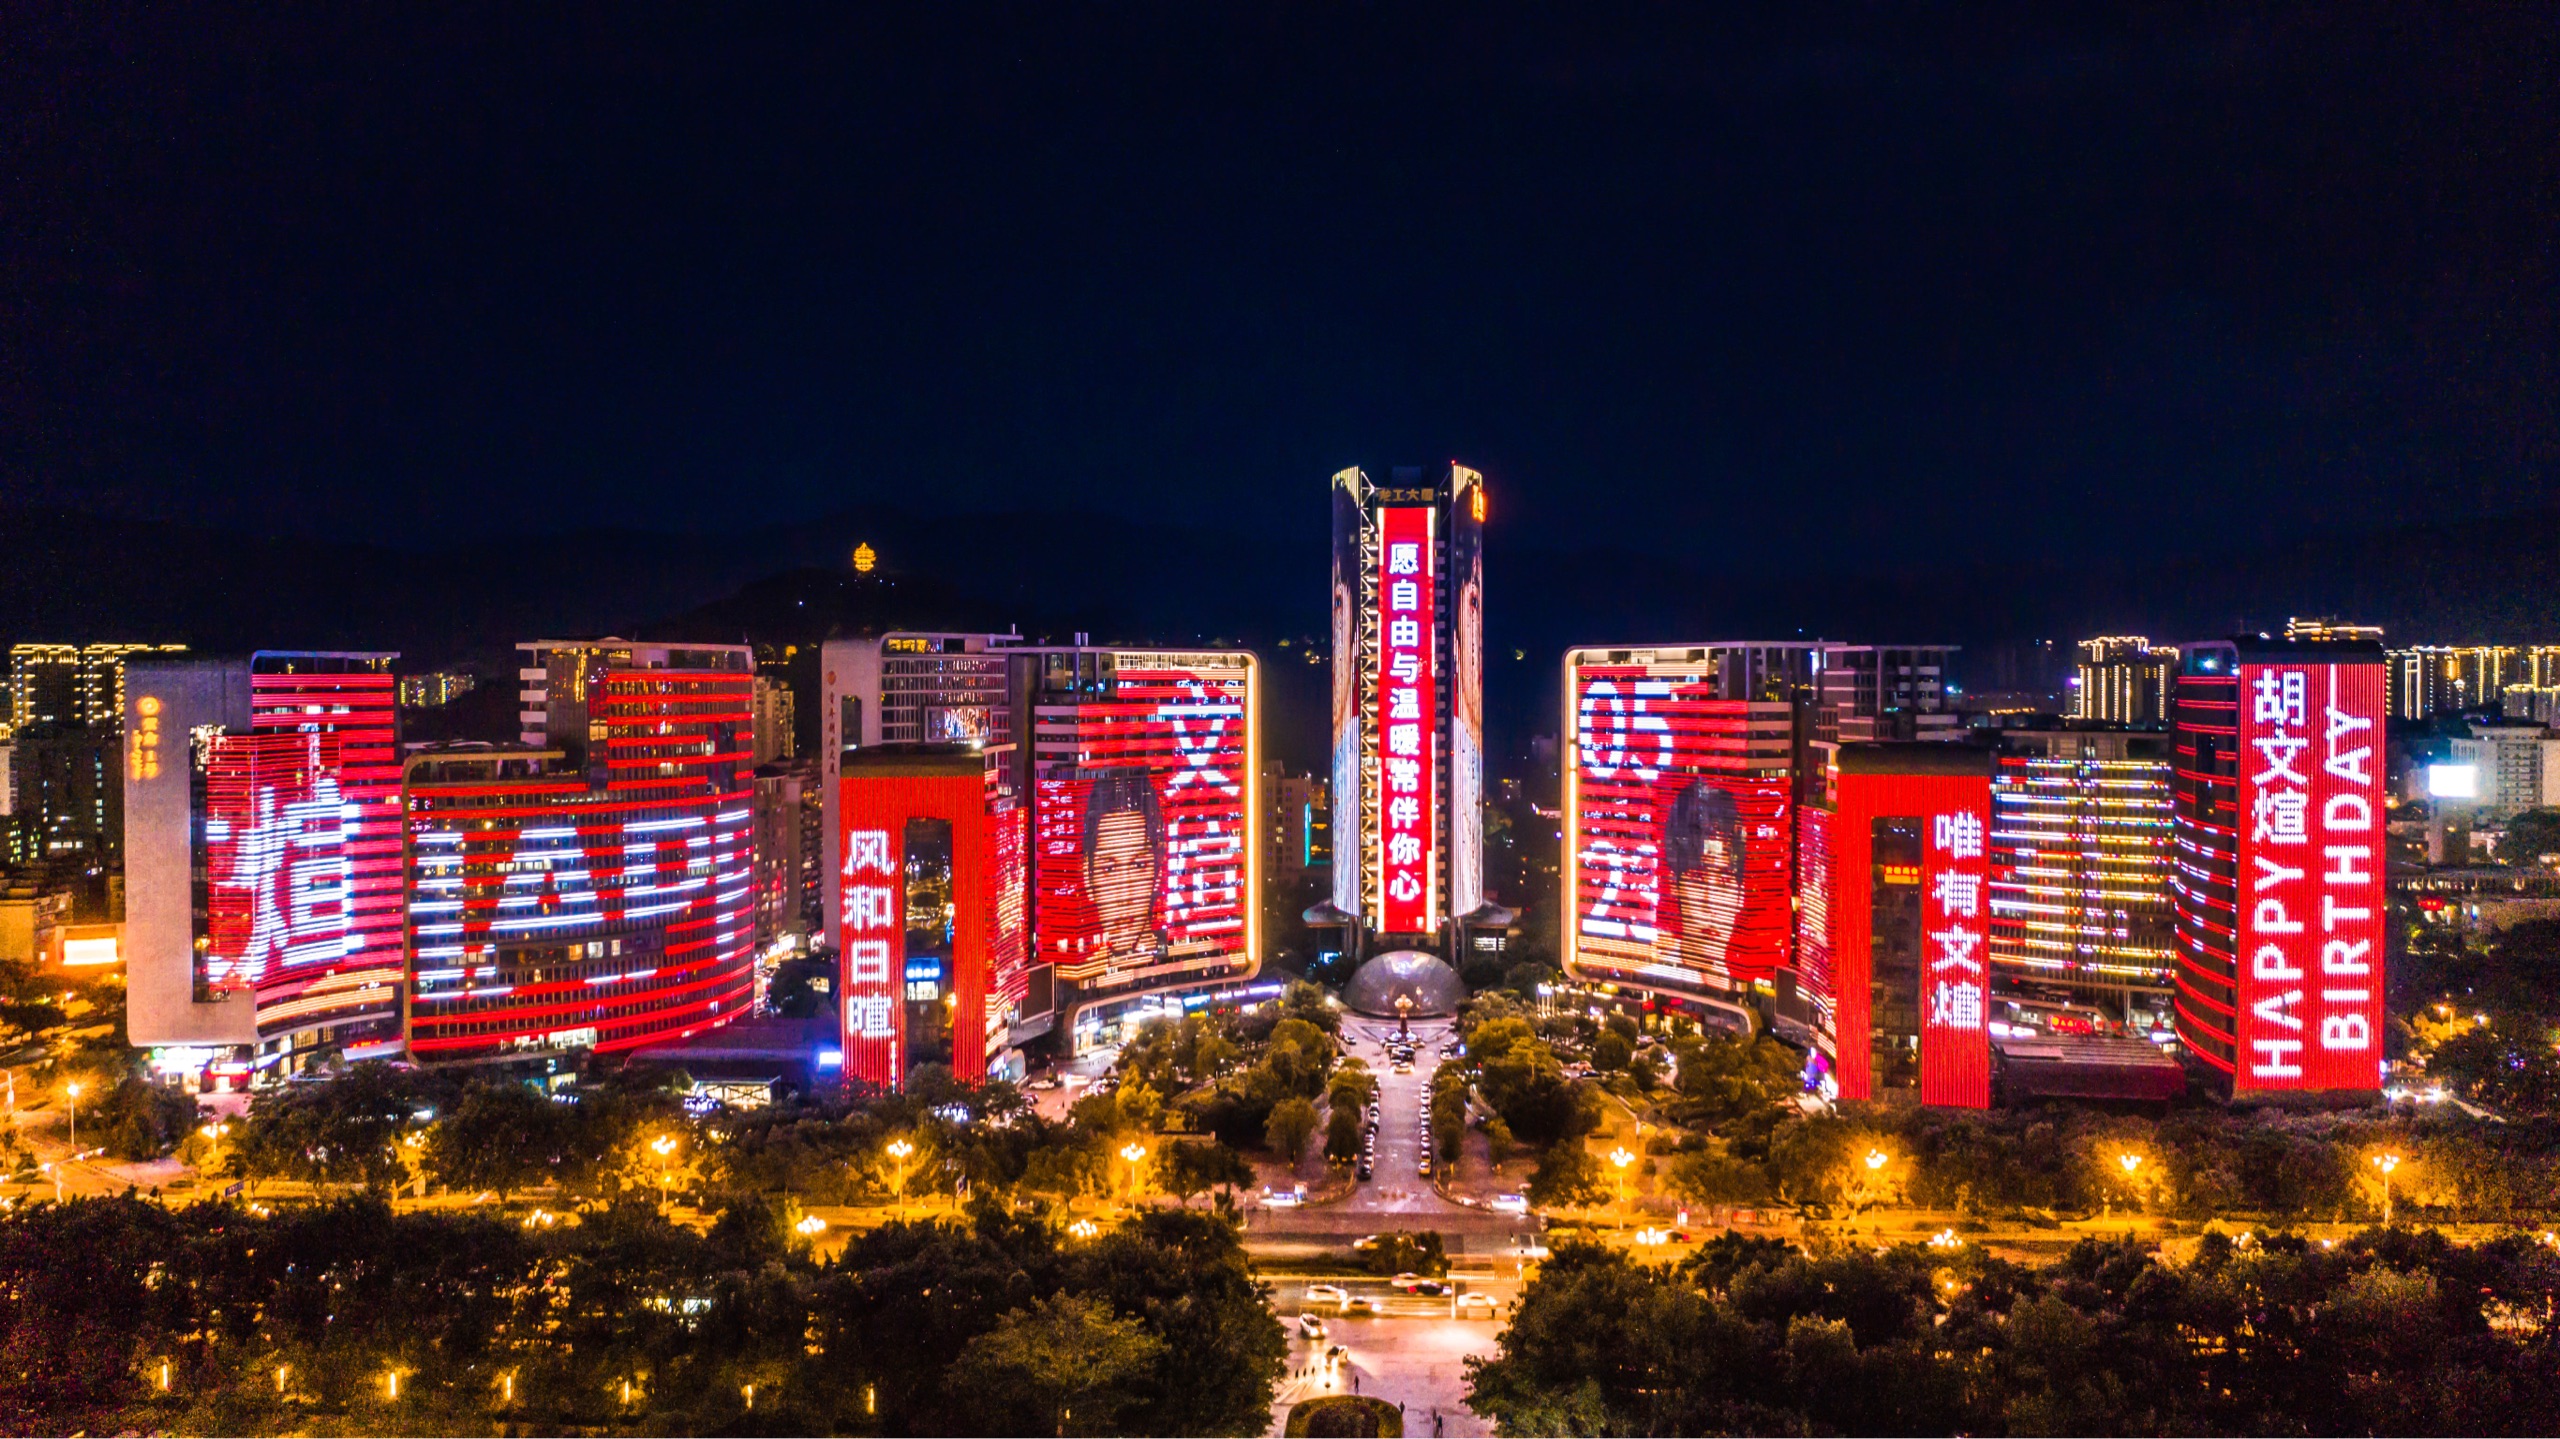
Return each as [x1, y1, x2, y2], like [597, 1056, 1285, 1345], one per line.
[1286, 1394, 1403, 1437]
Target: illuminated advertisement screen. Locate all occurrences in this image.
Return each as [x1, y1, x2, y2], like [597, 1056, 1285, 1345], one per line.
[1917, 803, 1992, 1109]
[1448, 470, 1486, 920]
[202, 729, 352, 994]
[2234, 659, 2384, 1092]
[1034, 663, 1251, 989]
[835, 766, 1016, 1087]
[1569, 666, 1792, 990]
[1794, 805, 1835, 1028]
[1329, 474, 1365, 919]
[1375, 505, 1437, 933]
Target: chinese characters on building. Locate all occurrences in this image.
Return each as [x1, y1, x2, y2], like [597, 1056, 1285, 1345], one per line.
[1375, 507, 1436, 932]
[2237, 662, 2384, 1091]
[1919, 803, 1991, 1108]
[840, 825, 902, 1078]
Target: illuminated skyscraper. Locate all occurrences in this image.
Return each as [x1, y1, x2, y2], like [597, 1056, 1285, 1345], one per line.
[124, 652, 403, 1088]
[1309, 464, 1502, 974]
[1986, 730, 2178, 1031]
[2074, 637, 2177, 725]
[2170, 635, 2386, 1099]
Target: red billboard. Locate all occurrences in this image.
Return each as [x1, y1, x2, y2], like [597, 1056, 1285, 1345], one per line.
[1917, 802, 1992, 1109]
[202, 729, 352, 993]
[1033, 662, 1253, 991]
[2233, 659, 2384, 1093]
[1566, 667, 1793, 991]
[1375, 505, 1436, 932]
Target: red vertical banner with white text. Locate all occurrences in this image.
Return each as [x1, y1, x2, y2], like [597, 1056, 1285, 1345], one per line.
[1917, 787, 1993, 1108]
[837, 796, 907, 1090]
[1375, 505, 1437, 934]
[2236, 660, 2385, 1093]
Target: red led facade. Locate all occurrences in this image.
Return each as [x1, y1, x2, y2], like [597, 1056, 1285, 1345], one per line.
[2175, 648, 2385, 1094]
[404, 666, 756, 1061]
[1820, 755, 1994, 1108]
[200, 662, 403, 1044]
[1374, 505, 1437, 933]
[837, 765, 1018, 1089]
[1566, 669, 1793, 993]
[1033, 666, 1252, 994]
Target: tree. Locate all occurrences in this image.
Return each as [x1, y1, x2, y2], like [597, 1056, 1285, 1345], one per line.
[948, 1292, 1164, 1436]
[1266, 1097, 1319, 1166]
[2503, 808, 2560, 866]
[426, 1081, 562, 1200]
[1592, 1030, 1634, 1073]
[1323, 1103, 1363, 1165]
[1526, 1143, 1605, 1209]
[1163, 1139, 1255, 1205]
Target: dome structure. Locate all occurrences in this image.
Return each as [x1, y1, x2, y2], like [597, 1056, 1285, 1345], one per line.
[1340, 949, 1469, 1018]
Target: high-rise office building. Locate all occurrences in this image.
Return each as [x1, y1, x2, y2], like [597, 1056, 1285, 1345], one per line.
[2285, 617, 2385, 644]
[1561, 645, 1797, 1035]
[1986, 730, 2178, 1029]
[2448, 722, 2560, 818]
[2170, 636, 2386, 1098]
[5, 722, 121, 868]
[2074, 637, 2177, 725]
[403, 641, 756, 1065]
[837, 744, 1029, 1088]
[9, 643, 187, 732]
[2388, 645, 2520, 720]
[1813, 644, 1961, 744]
[752, 674, 798, 764]
[124, 652, 403, 1087]
[1265, 766, 1326, 883]
[1310, 464, 1500, 965]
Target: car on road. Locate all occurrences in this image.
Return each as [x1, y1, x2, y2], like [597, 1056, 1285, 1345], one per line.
[1394, 1061, 1412, 1074]
[1352, 1234, 1382, 1251]
[1490, 1193, 1531, 1215]
[1456, 1292, 1496, 1315]
[1392, 1274, 1450, 1296]
[1340, 1297, 1379, 1317]
[1297, 1313, 1329, 1339]
[1305, 1283, 1350, 1306]
[1262, 1186, 1306, 1208]
[1356, 1160, 1372, 1180]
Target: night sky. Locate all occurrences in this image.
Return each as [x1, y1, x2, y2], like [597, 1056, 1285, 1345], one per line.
[6, 7, 2554, 578]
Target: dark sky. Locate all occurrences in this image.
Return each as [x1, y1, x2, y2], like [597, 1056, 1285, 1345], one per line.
[7, 7, 2553, 574]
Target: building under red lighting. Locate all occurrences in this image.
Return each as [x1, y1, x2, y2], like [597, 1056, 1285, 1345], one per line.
[124, 652, 405, 1086]
[1807, 744, 1996, 1108]
[401, 641, 756, 1065]
[836, 744, 1027, 1089]
[2171, 636, 2387, 1099]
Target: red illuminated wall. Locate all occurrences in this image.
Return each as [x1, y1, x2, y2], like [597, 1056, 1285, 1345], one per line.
[404, 667, 755, 1062]
[201, 665, 403, 1041]
[1823, 766, 1993, 1108]
[1374, 505, 1436, 933]
[1032, 667, 1250, 993]
[1568, 671, 1793, 991]
[838, 770, 1006, 1089]
[2233, 660, 2385, 1092]
[1794, 805, 1835, 1040]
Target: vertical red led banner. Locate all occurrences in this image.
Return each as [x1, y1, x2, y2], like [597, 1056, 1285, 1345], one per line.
[2235, 660, 2384, 1093]
[1917, 793, 1992, 1109]
[837, 796, 907, 1089]
[1375, 505, 1436, 933]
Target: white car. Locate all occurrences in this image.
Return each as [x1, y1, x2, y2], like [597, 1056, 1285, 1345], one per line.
[1456, 1292, 1496, 1315]
[1490, 1193, 1531, 1216]
[1262, 1187, 1303, 1209]
[1298, 1313, 1329, 1339]
[1305, 1283, 1350, 1306]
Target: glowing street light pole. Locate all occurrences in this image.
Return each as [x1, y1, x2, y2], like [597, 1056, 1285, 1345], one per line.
[65, 1081, 80, 1152]
[1857, 1148, 1889, 1233]
[886, 1139, 914, 1220]
[649, 1134, 678, 1211]
[1120, 1142, 1148, 1208]
[2372, 1152, 2401, 1226]
[1609, 1147, 1636, 1230]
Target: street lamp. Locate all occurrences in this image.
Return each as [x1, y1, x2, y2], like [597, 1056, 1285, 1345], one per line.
[2372, 1152, 2402, 1225]
[65, 1082, 80, 1152]
[1119, 1142, 1148, 1207]
[885, 1139, 914, 1219]
[1609, 1147, 1636, 1229]
[648, 1133, 679, 1210]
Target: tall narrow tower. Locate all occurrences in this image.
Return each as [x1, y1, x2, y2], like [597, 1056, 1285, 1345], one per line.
[1311, 463, 1505, 978]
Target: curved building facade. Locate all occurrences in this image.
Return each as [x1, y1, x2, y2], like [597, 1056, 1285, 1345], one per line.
[402, 641, 757, 1063]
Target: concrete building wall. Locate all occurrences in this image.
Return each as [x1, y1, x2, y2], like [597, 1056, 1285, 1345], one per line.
[122, 658, 258, 1048]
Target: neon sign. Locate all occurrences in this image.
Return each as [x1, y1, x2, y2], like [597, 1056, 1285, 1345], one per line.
[1375, 505, 1436, 932]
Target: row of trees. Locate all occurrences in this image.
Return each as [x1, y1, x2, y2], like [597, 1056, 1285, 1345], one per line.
[1468, 1227, 2560, 1435]
[1647, 1103, 2560, 1227]
[0, 1194, 1286, 1436]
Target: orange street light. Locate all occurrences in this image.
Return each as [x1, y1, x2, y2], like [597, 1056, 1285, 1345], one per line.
[885, 1139, 915, 1218]
[2372, 1152, 2402, 1225]
[1120, 1142, 1148, 1205]
[1609, 1147, 1637, 1228]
